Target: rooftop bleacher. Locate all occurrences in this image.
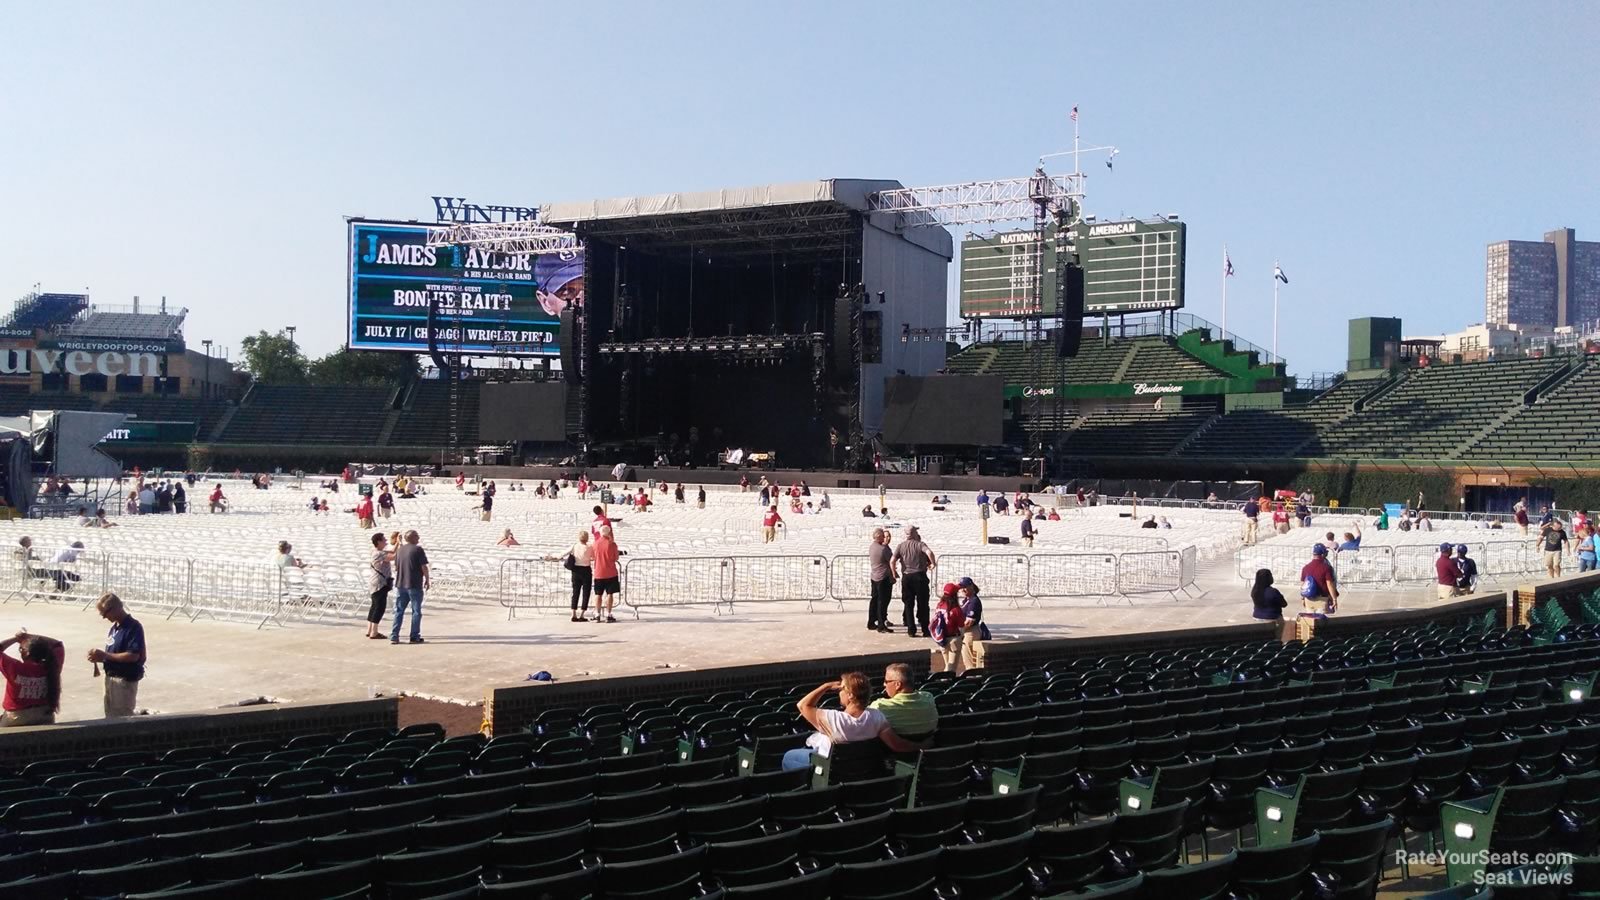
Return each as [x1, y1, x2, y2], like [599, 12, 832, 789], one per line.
[215, 385, 395, 446]
[4, 293, 88, 331]
[58, 311, 185, 342]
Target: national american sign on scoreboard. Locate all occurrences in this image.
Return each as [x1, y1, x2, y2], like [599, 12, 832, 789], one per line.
[1073, 218, 1186, 314]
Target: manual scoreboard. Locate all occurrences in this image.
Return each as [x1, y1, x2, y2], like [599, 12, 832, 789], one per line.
[1074, 218, 1186, 314]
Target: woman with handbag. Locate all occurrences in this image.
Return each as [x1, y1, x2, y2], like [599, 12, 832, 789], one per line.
[364, 532, 393, 640]
[549, 530, 594, 622]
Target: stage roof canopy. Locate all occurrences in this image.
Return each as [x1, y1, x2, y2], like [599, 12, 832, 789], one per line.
[541, 179, 951, 262]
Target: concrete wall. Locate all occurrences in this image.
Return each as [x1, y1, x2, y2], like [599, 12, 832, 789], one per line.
[0, 697, 398, 768]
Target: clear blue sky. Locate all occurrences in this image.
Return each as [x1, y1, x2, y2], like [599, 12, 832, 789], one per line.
[3, 1, 1595, 375]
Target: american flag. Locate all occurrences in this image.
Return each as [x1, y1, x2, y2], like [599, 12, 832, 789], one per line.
[1225, 248, 1234, 277]
[1070, 106, 1078, 122]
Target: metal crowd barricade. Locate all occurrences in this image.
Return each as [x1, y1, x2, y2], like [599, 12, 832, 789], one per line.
[188, 558, 286, 629]
[497, 557, 573, 620]
[621, 556, 733, 617]
[1390, 545, 1441, 584]
[1079, 533, 1169, 552]
[729, 555, 830, 611]
[1480, 540, 1535, 582]
[1025, 552, 1120, 605]
[937, 553, 1030, 609]
[1332, 546, 1395, 586]
[102, 552, 193, 620]
[1235, 545, 1308, 586]
[1, 549, 110, 608]
[1115, 550, 1189, 601]
[826, 554, 876, 608]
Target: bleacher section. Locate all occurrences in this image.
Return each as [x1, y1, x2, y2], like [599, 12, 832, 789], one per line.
[972, 340, 1133, 385]
[215, 386, 394, 446]
[387, 381, 482, 448]
[1180, 377, 1377, 459]
[1306, 357, 1566, 459]
[1465, 360, 1600, 461]
[1120, 339, 1227, 383]
[1063, 408, 1215, 457]
[2, 621, 1597, 898]
[58, 312, 184, 341]
[4, 293, 88, 330]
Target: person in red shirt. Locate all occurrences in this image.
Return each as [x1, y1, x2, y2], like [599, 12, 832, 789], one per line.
[1272, 503, 1291, 534]
[355, 495, 375, 529]
[590, 526, 621, 623]
[1434, 542, 1460, 601]
[635, 488, 651, 512]
[590, 505, 611, 542]
[763, 505, 785, 543]
[0, 630, 64, 727]
[1299, 543, 1338, 618]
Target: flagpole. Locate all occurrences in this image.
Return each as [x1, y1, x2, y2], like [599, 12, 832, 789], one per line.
[1221, 245, 1228, 337]
[1272, 259, 1279, 360]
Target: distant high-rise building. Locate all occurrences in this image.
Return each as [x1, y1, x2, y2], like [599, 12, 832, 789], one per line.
[1486, 228, 1600, 328]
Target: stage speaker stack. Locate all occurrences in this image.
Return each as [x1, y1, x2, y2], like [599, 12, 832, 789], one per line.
[831, 293, 854, 374]
[559, 308, 578, 381]
[1056, 263, 1086, 358]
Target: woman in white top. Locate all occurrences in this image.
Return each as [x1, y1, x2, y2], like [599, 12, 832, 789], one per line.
[781, 672, 921, 770]
[546, 530, 594, 622]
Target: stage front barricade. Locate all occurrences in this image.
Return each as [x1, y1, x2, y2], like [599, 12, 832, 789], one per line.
[728, 555, 830, 611]
[937, 553, 1030, 609]
[1025, 552, 1120, 605]
[497, 557, 576, 620]
[622, 556, 733, 617]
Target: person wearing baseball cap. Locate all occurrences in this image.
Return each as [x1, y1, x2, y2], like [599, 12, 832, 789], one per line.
[1433, 542, 1459, 601]
[929, 583, 966, 673]
[957, 578, 990, 671]
[1454, 544, 1479, 594]
[535, 252, 585, 317]
[1299, 543, 1338, 618]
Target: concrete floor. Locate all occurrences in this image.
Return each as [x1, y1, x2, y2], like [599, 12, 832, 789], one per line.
[1, 557, 1452, 725]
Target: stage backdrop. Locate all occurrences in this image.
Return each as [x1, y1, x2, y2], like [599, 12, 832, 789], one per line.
[881, 375, 1003, 446]
[347, 219, 584, 356]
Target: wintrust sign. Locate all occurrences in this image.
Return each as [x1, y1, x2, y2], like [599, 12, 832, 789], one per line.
[0, 348, 161, 377]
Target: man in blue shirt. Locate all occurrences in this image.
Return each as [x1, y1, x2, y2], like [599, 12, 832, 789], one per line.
[1338, 524, 1363, 551]
[87, 592, 145, 718]
[976, 490, 989, 508]
[1242, 499, 1260, 545]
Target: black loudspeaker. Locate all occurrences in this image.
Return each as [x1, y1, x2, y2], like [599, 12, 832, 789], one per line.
[987, 536, 1011, 545]
[558, 308, 577, 380]
[1056, 263, 1085, 357]
[831, 294, 854, 374]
